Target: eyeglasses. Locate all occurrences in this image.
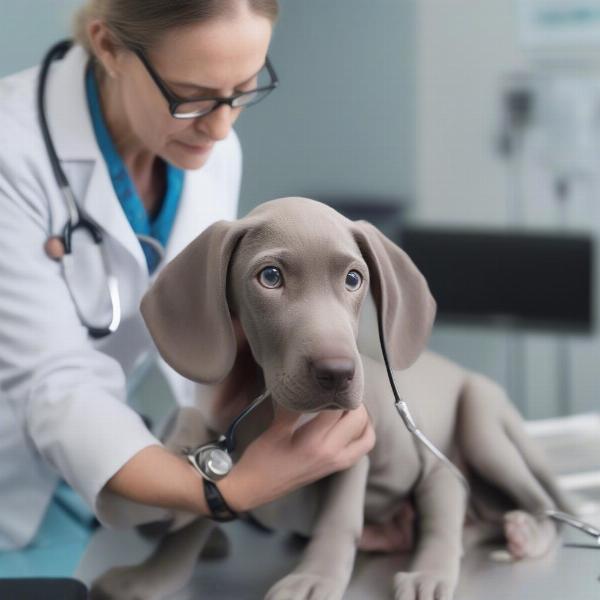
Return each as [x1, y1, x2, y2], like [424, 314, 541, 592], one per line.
[132, 47, 279, 120]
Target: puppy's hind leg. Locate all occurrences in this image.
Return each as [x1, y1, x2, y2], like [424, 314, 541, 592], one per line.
[457, 374, 559, 559]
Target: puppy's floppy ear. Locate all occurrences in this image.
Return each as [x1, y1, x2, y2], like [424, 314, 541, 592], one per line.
[140, 218, 254, 384]
[351, 220, 436, 370]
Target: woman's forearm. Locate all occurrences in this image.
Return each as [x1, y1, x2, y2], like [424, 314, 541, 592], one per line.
[104, 444, 210, 515]
[104, 443, 276, 516]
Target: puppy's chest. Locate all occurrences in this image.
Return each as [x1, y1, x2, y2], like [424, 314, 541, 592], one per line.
[364, 404, 423, 518]
[359, 357, 434, 518]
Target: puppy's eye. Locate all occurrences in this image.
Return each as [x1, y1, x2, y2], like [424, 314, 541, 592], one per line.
[258, 266, 283, 289]
[345, 270, 363, 291]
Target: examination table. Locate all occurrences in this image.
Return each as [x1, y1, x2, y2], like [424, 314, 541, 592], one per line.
[74, 413, 600, 599]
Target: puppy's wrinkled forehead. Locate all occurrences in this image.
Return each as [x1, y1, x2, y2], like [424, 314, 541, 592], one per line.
[240, 198, 361, 259]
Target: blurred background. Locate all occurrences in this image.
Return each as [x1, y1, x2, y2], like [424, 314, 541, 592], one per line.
[2, 0, 600, 420]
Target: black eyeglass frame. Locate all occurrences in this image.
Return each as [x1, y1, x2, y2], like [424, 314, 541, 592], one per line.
[132, 47, 279, 119]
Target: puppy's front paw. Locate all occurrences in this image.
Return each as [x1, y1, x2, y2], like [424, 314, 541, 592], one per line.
[265, 573, 347, 600]
[393, 570, 455, 600]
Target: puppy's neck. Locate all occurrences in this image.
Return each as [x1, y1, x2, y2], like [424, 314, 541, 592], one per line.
[211, 343, 266, 432]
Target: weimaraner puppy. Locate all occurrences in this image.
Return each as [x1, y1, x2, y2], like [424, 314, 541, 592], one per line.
[91, 197, 570, 600]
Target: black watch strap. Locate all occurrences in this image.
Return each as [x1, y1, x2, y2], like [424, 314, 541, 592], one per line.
[203, 479, 238, 522]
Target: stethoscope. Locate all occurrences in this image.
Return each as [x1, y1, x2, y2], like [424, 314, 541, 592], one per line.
[39, 39, 165, 339]
[39, 41, 598, 546]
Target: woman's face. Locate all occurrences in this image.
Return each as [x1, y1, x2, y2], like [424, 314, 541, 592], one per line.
[110, 7, 273, 169]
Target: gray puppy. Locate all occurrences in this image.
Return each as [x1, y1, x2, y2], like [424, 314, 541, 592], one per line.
[91, 197, 569, 600]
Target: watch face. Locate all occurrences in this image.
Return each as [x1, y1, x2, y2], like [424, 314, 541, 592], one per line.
[206, 448, 233, 478]
[191, 444, 233, 481]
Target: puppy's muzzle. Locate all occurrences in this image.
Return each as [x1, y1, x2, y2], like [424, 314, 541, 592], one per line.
[310, 357, 355, 392]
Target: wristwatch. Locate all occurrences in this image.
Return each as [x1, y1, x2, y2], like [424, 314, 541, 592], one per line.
[186, 443, 238, 522]
[201, 478, 238, 522]
[183, 389, 271, 522]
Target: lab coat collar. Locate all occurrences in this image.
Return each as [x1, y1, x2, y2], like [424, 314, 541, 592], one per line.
[45, 44, 147, 274]
[45, 44, 98, 162]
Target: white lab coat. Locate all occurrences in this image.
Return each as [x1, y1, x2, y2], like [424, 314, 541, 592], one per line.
[0, 45, 241, 549]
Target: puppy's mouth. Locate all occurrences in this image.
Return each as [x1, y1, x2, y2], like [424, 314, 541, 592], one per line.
[311, 397, 358, 411]
[300, 401, 350, 413]
[267, 368, 362, 413]
[277, 385, 360, 413]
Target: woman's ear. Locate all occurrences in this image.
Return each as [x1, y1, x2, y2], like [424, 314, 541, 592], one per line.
[86, 19, 123, 79]
[140, 219, 254, 383]
[351, 220, 436, 370]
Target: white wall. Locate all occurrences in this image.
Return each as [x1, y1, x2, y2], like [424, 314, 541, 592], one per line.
[415, 0, 525, 227]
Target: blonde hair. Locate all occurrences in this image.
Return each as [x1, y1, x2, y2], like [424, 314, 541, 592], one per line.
[73, 0, 279, 54]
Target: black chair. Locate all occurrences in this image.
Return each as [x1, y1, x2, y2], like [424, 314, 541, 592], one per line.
[399, 227, 594, 333]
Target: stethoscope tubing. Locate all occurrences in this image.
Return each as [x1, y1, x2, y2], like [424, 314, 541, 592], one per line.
[38, 39, 122, 338]
[37, 40, 74, 196]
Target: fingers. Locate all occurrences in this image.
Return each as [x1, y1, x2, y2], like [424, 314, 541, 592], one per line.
[324, 404, 371, 449]
[288, 408, 346, 444]
[261, 402, 374, 489]
[269, 404, 336, 441]
[269, 403, 302, 434]
[300, 404, 369, 444]
[339, 413, 375, 467]
[289, 405, 373, 469]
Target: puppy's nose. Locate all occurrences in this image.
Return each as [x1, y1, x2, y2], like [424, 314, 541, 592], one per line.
[311, 358, 355, 391]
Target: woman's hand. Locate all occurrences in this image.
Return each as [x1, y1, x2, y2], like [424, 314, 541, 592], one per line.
[219, 404, 375, 513]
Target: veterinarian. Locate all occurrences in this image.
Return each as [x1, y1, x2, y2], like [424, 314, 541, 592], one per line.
[0, 0, 375, 557]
